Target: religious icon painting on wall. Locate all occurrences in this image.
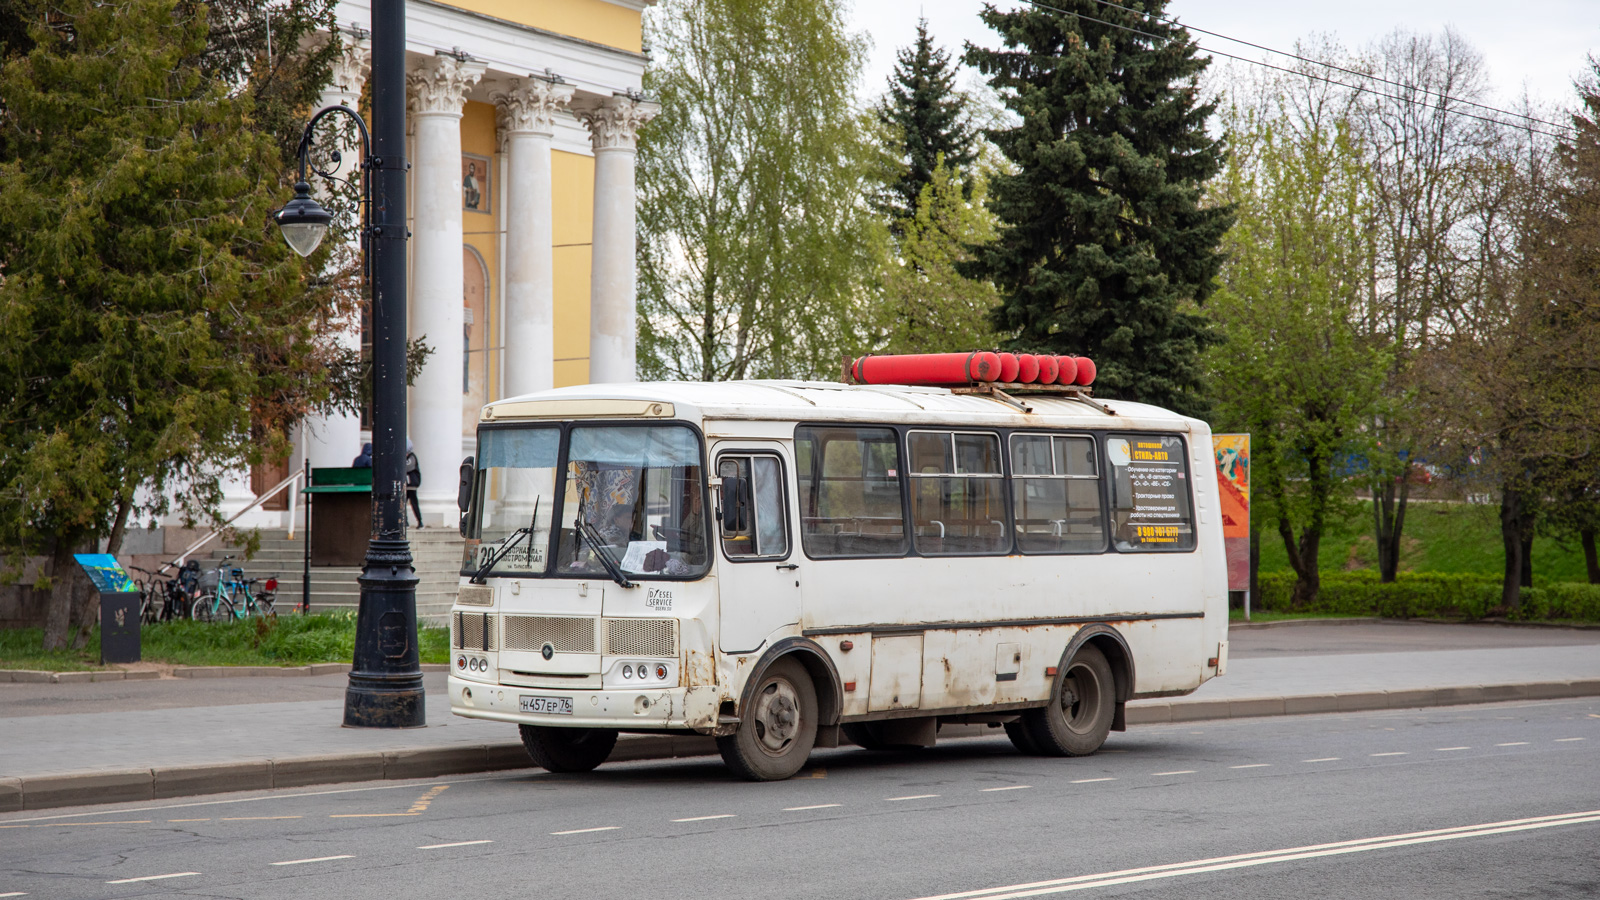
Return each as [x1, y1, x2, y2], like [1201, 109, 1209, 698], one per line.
[462, 153, 491, 214]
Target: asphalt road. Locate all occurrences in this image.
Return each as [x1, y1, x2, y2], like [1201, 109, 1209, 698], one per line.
[3, 697, 1596, 900]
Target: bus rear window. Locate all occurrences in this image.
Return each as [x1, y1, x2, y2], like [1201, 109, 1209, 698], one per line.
[796, 426, 908, 558]
[1107, 434, 1195, 552]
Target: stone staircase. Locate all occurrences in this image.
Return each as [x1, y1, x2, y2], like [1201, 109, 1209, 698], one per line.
[206, 527, 465, 624]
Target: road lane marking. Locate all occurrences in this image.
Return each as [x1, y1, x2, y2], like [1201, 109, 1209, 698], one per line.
[1070, 778, 1116, 784]
[1496, 742, 1530, 747]
[672, 814, 736, 822]
[1303, 758, 1340, 763]
[1229, 764, 1270, 769]
[551, 826, 620, 835]
[1152, 771, 1195, 776]
[784, 804, 842, 811]
[1555, 738, 1586, 742]
[220, 816, 302, 821]
[329, 813, 420, 818]
[1370, 752, 1407, 757]
[982, 786, 1032, 792]
[1, 821, 153, 829]
[167, 819, 210, 822]
[417, 840, 494, 850]
[886, 795, 940, 802]
[899, 809, 1600, 900]
[105, 873, 200, 884]
[1436, 747, 1471, 751]
[408, 785, 450, 814]
[0, 892, 28, 897]
[271, 856, 352, 866]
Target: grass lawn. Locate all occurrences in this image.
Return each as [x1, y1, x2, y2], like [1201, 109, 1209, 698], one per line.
[1228, 609, 1374, 623]
[0, 612, 450, 672]
[1256, 499, 1594, 584]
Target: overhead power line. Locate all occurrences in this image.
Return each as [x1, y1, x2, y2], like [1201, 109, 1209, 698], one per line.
[1007, 0, 1571, 140]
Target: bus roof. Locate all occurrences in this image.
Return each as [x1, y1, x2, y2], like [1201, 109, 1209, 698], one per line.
[481, 380, 1204, 433]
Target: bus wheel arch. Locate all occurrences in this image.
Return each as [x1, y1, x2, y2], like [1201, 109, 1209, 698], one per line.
[1066, 625, 1136, 732]
[737, 637, 843, 733]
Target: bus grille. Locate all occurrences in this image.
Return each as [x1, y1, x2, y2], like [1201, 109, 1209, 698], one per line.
[501, 615, 597, 654]
[453, 611, 495, 651]
[606, 618, 676, 657]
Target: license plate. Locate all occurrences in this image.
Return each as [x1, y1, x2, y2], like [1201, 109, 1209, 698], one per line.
[519, 695, 574, 715]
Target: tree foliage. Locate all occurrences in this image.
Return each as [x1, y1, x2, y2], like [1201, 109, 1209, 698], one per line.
[636, 0, 875, 381]
[963, 0, 1232, 416]
[0, 0, 342, 649]
[875, 18, 978, 225]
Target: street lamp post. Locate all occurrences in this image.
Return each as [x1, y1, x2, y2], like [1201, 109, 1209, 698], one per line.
[276, 0, 424, 728]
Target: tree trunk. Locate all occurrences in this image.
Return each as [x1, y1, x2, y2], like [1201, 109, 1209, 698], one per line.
[1277, 519, 1321, 609]
[42, 539, 78, 651]
[1582, 528, 1600, 584]
[1519, 531, 1534, 589]
[1374, 466, 1411, 582]
[71, 568, 98, 651]
[1499, 487, 1524, 612]
[1248, 526, 1260, 609]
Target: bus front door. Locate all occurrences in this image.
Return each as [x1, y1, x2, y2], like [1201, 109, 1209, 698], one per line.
[713, 445, 801, 655]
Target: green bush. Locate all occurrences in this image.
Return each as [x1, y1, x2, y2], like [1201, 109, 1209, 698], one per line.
[1258, 571, 1599, 622]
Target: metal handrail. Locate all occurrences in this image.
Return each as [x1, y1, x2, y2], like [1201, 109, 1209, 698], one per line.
[162, 469, 307, 573]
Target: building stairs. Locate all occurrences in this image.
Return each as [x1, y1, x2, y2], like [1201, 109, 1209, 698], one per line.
[206, 527, 465, 624]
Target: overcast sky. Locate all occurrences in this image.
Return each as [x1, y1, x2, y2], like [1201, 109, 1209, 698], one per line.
[848, 0, 1598, 113]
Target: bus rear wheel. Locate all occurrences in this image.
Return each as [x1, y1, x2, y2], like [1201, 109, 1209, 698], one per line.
[717, 658, 817, 781]
[518, 725, 617, 773]
[1021, 644, 1115, 757]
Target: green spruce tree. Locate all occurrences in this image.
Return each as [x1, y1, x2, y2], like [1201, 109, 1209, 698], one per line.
[876, 18, 977, 223]
[963, 1, 1231, 416]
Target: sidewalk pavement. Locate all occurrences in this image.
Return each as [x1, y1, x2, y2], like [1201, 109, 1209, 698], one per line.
[2, 621, 1597, 813]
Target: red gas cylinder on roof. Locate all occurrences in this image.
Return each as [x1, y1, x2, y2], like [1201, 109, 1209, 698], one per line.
[851, 352, 1002, 385]
[1072, 356, 1096, 386]
[996, 353, 1020, 383]
[1016, 354, 1040, 383]
[1036, 355, 1060, 384]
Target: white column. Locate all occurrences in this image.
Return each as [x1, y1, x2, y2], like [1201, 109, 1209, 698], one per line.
[578, 94, 658, 384]
[407, 54, 485, 524]
[493, 77, 575, 399]
[302, 34, 370, 471]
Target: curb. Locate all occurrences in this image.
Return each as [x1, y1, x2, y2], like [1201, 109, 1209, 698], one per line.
[0, 663, 449, 683]
[2, 679, 1595, 814]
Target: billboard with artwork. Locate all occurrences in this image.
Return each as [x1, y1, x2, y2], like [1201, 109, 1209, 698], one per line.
[1211, 435, 1250, 591]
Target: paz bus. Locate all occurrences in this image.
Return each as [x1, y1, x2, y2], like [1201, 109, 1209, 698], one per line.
[448, 352, 1229, 781]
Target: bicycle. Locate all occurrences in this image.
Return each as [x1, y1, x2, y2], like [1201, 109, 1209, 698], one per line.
[192, 557, 247, 622]
[236, 575, 279, 619]
[128, 566, 164, 624]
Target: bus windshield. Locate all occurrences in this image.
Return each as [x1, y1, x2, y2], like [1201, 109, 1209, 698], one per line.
[462, 422, 709, 580]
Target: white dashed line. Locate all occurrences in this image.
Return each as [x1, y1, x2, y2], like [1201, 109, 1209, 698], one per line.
[1071, 777, 1116, 783]
[886, 794, 940, 802]
[417, 840, 494, 850]
[1436, 747, 1471, 751]
[1230, 764, 1271, 769]
[0, 892, 28, 897]
[1496, 742, 1530, 747]
[105, 873, 200, 884]
[672, 814, 736, 822]
[981, 785, 1032, 792]
[551, 826, 620, 835]
[784, 804, 842, 811]
[1303, 758, 1341, 763]
[1370, 752, 1408, 757]
[1153, 771, 1196, 776]
[270, 856, 353, 867]
[1555, 738, 1586, 742]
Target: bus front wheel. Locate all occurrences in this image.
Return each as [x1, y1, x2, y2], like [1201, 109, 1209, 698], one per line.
[518, 725, 617, 773]
[717, 657, 818, 781]
[1022, 644, 1115, 757]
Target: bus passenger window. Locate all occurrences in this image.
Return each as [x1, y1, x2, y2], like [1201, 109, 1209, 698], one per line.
[908, 431, 1008, 556]
[1107, 433, 1195, 552]
[1010, 434, 1105, 554]
[718, 454, 790, 559]
[795, 426, 908, 558]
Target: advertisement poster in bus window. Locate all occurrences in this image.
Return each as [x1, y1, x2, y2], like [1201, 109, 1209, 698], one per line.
[1107, 435, 1194, 551]
[1212, 434, 1251, 590]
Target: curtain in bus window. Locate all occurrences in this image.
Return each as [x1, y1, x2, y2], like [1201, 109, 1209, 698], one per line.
[752, 456, 788, 556]
[1107, 434, 1195, 552]
[909, 431, 1008, 556]
[795, 426, 908, 558]
[555, 425, 709, 578]
[1010, 434, 1105, 554]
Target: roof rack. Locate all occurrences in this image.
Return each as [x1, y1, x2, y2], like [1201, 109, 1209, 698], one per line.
[949, 382, 1116, 416]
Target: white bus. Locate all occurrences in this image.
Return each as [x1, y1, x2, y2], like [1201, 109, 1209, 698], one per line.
[448, 379, 1229, 780]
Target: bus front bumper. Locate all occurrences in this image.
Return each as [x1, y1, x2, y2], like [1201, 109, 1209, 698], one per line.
[447, 675, 717, 732]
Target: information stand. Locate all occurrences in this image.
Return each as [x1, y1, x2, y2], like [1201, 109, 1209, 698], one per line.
[74, 553, 141, 663]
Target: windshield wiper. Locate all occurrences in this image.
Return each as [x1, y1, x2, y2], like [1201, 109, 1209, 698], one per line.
[578, 519, 634, 589]
[469, 498, 538, 584]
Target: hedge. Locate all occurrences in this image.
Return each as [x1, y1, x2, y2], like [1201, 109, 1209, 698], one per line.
[1255, 571, 1600, 623]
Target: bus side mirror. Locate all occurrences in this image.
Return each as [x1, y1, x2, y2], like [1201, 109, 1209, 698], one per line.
[457, 456, 475, 537]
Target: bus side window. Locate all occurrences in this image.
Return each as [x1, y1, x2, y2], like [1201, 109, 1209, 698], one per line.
[796, 426, 908, 558]
[1107, 433, 1196, 552]
[1010, 433, 1106, 554]
[718, 454, 790, 559]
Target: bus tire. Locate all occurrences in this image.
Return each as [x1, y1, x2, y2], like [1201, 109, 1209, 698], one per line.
[1022, 644, 1114, 757]
[1004, 719, 1043, 755]
[842, 722, 892, 751]
[518, 725, 617, 773]
[717, 657, 817, 781]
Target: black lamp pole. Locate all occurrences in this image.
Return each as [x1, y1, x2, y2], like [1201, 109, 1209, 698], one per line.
[276, 1, 423, 728]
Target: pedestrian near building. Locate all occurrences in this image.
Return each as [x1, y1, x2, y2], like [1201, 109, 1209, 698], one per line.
[406, 439, 424, 528]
